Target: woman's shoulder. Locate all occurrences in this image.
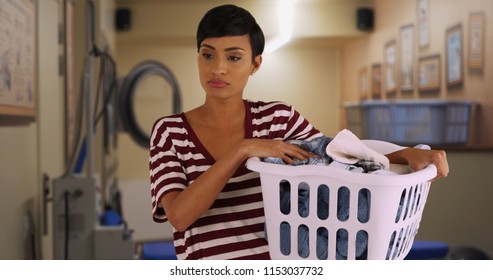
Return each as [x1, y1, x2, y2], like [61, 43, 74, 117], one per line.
[150, 113, 187, 145]
[245, 99, 292, 114]
[152, 113, 186, 130]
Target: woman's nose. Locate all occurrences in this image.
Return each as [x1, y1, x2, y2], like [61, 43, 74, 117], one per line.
[211, 59, 226, 75]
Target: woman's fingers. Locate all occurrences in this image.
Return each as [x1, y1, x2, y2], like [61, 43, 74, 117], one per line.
[432, 150, 449, 179]
[241, 139, 318, 163]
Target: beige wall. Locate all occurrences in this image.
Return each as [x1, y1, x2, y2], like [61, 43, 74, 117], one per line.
[342, 0, 493, 257]
[342, 0, 493, 147]
[1, 0, 491, 259]
[117, 0, 493, 257]
[0, 0, 63, 259]
[0, 0, 116, 259]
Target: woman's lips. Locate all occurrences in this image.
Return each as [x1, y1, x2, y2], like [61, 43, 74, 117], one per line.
[208, 79, 228, 88]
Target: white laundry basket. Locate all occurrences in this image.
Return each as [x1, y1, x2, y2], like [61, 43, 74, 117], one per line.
[246, 140, 437, 260]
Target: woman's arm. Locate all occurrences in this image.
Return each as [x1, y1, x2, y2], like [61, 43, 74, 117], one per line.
[386, 147, 449, 181]
[161, 139, 316, 231]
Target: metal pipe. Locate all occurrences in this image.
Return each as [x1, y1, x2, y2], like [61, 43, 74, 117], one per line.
[85, 0, 94, 178]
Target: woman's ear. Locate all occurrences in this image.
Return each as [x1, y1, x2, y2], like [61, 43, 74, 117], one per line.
[251, 55, 262, 75]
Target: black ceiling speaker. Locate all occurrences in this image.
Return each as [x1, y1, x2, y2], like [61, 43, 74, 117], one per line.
[357, 7, 373, 31]
[116, 8, 131, 31]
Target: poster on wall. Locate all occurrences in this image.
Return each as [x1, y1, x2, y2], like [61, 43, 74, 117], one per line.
[468, 12, 485, 71]
[400, 24, 414, 92]
[417, 0, 430, 48]
[0, 0, 36, 119]
[384, 40, 397, 96]
[446, 24, 463, 87]
[418, 54, 440, 92]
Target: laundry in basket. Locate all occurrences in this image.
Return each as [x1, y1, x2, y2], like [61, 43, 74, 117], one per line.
[247, 137, 437, 260]
[269, 182, 371, 259]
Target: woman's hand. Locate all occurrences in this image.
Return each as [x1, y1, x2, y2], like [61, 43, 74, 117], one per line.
[387, 148, 449, 181]
[237, 139, 317, 164]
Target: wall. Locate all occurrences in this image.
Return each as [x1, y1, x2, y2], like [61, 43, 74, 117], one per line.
[0, 0, 63, 259]
[342, 0, 493, 147]
[0, 0, 116, 260]
[342, 0, 493, 257]
[4, 0, 487, 259]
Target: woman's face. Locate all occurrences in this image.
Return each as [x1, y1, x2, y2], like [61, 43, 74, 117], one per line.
[198, 35, 261, 101]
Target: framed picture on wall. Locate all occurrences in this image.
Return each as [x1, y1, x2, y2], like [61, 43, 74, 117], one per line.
[418, 54, 440, 92]
[359, 67, 369, 100]
[371, 63, 382, 99]
[400, 24, 414, 92]
[384, 40, 397, 96]
[446, 24, 463, 87]
[417, 0, 430, 48]
[0, 0, 36, 120]
[468, 12, 485, 71]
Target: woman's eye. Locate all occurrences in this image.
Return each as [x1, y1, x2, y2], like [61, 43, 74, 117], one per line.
[228, 56, 241, 61]
[202, 53, 213, 59]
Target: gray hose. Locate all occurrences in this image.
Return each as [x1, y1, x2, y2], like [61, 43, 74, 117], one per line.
[118, 60, 182, 148]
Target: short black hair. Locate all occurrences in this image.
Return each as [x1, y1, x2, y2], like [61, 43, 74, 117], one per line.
[196, 4, 265, 60]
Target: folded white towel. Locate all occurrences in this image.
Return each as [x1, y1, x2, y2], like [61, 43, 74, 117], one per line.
[325, 129, 390, 170]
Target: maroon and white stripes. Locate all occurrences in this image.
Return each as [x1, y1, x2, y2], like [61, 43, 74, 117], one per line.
[149, 100, 322, 259]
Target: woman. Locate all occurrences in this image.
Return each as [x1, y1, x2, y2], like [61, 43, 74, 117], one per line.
[149, 4, 449, 260]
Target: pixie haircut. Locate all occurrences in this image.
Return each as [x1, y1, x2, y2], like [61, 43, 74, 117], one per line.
[196, 4, 265, 60]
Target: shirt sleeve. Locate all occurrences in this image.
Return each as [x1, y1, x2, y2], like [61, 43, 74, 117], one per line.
[149, 117, 188, 223]
[283, 104, 324, 141]
[262, 101, 323, 141]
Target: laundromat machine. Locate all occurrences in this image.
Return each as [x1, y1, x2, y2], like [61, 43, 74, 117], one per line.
[45, 0, 181, 259]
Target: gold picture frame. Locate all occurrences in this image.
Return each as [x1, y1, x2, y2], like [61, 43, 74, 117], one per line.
[417, 0, 430, 48]
[468, 12, 485, 71]
[445, 23, 464, 87]
[384, 40, 397, 96]
[400, 24, 415, 92]
[0, 0, 37, 120]
[418, 54, 441, 92]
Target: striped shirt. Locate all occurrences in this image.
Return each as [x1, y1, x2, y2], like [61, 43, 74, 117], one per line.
[149, 100, 322, 259]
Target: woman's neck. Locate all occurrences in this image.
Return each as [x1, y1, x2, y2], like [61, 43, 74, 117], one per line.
[198, 98, 246, 126]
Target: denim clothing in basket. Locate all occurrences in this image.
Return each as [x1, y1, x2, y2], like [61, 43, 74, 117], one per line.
[275, 182, 370, 260]
[263, 132, 389, 172]
[263, 136, 333, 165]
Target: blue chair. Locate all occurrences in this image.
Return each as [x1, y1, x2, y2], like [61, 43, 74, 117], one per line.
[141, 241, 177, 260]
[405, 240, 449, 260]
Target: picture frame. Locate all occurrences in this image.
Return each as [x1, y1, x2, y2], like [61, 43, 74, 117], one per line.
[468, 12, 485, 71]
[371, 63, 382, 99]
[359, 67, 369, 100]
[0, 0, 37, 120]
[445, 23, 463, 87]
[384, 40, 397, 96]
[417, 0, 430, 48]
[418, 54, 441, 92]
[399, 24, 414, 92]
